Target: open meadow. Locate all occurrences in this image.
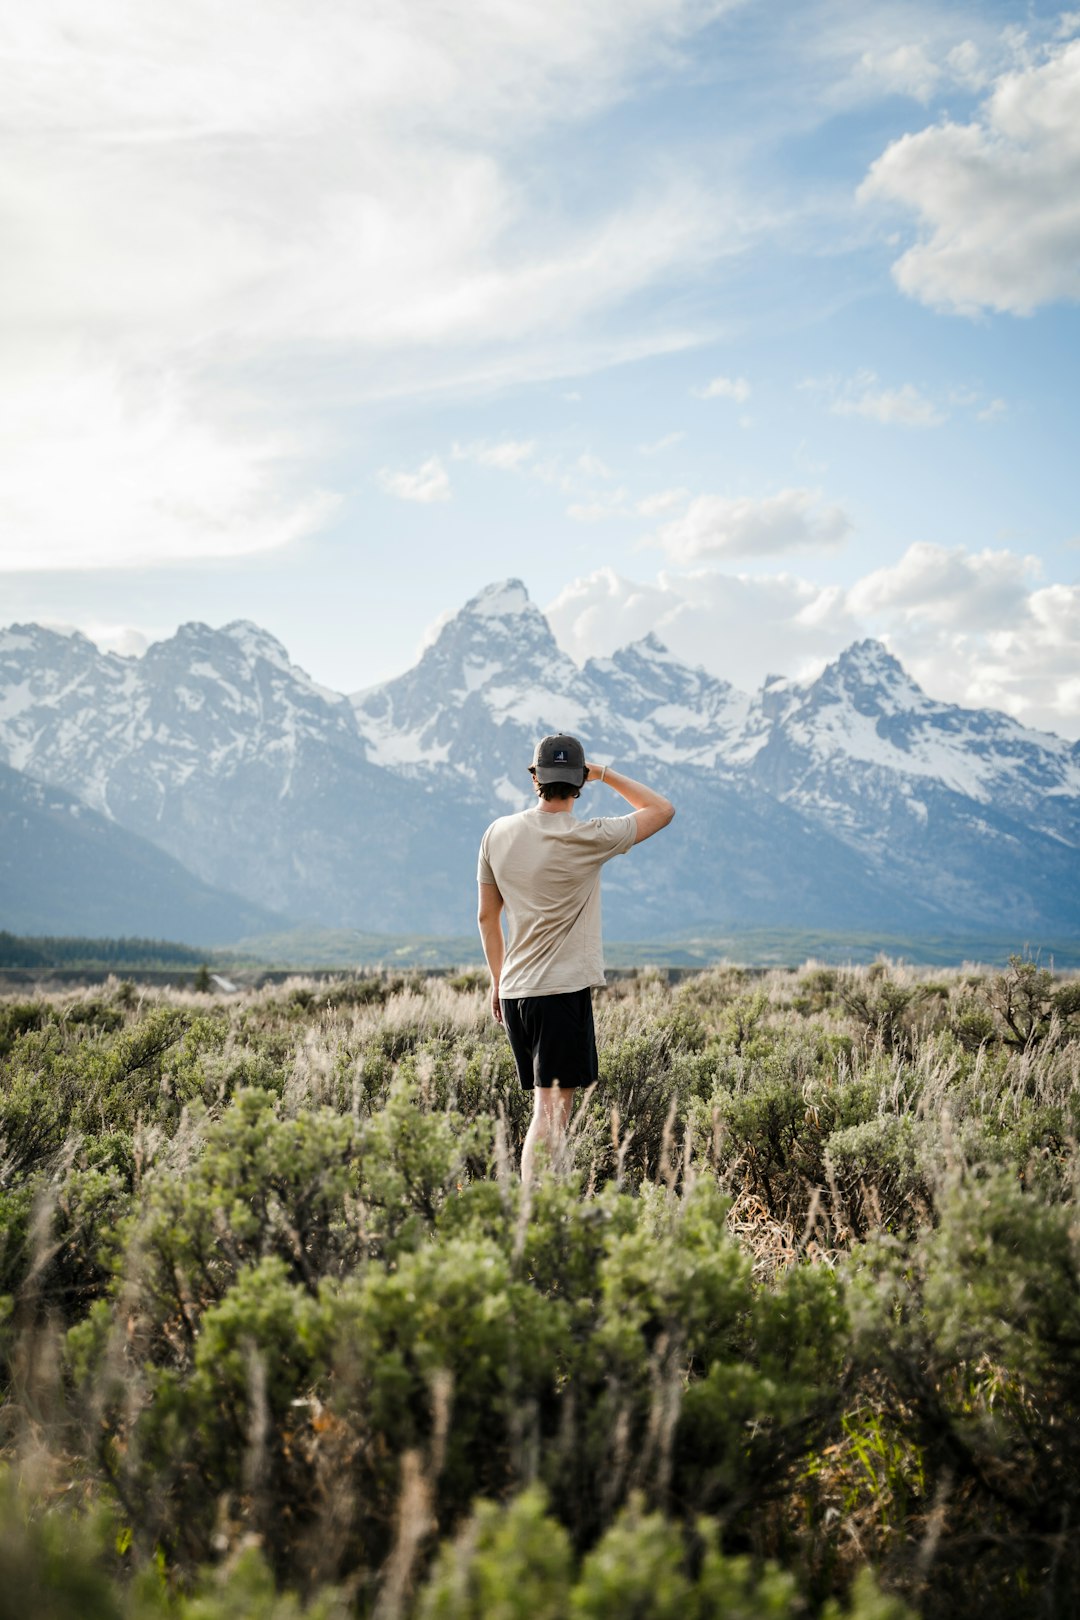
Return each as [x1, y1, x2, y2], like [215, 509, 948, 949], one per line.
[3, 958, 1080, 1619]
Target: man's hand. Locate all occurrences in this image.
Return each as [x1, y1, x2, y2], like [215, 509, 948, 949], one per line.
[585, 762, 604, 783]
[490, 982, 503, 1024]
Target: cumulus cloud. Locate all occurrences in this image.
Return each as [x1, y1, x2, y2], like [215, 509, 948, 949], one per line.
[546, 565, 858, 687]
[844, 544, 1080, 734]
[847, 541, 1040, 630]
[694, 375, 751, 402]
[376, 458, 452, 503]
[546, 542, 1080, 737]
[652, 488, 852, 563]
[859, 37, 1080, 314]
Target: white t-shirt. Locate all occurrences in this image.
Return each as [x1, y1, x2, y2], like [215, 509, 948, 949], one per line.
[477, 807, 637, 997]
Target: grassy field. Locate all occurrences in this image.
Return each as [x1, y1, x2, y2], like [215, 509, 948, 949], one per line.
[2, 957, 1080, 1617]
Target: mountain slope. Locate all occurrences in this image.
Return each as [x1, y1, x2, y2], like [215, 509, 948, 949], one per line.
[0, 620, 477, 932]
[0, 762, 283, 942]
[2, 587, 1078, 941]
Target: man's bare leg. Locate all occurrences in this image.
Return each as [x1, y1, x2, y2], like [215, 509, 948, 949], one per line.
[521, 1085, 575, 1184]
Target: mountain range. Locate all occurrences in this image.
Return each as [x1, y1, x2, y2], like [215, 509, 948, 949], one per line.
[1, 579, 1078, 944]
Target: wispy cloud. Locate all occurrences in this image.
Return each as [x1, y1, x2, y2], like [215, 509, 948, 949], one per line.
[693, 375, 751, 402]
[377, 458, 451, 503]
[818, 371, 946, 427]
[636, 487, 688, 516]
[566, 485, 687, 523]
[637, 431, 685, 456]
[1, 0, 744, 569]
[452, 439, 537, 470]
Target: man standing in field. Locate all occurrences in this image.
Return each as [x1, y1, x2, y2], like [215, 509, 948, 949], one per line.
[477, 733, 675, 1182]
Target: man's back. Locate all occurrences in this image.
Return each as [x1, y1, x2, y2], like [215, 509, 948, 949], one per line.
[477, 806, 636, 998]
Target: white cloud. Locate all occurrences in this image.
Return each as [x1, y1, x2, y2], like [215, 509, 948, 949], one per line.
[862, 565, 1080, 738]
[637, 431, 685, 456]
[977, 397, 1007, 422]
[694, 375, 751, 402]
[452, 439, 537, 470]
[546, 565, 858, 687]
[859, 37, 1080, 314]
[1, 0, 744, 569]
[636, 487, 688, 517]
[856, 43, 942, 103]
[0, 363, 337, 570]
[377, 458, 452, 503]
[945, 40, 990, 91]
[830, 374, 945, 427]
[847, 541, 1040, 631]
[577, 452, 614, 479]
[567, 489, 632, 523]
[547, 542, 1080, 737]
[653, 487, 852, 563]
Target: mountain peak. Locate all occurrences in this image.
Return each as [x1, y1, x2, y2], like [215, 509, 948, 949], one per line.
[809, 638, 927, 716]
[463, 579, 532, 620]
[834, 638, 910, 682]
[221, 620, 294, 667]
[629, 631, 673, 659]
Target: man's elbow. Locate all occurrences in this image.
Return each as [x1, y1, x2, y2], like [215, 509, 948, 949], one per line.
[660, 798, 676, 828]
[477, 888, 503, 927]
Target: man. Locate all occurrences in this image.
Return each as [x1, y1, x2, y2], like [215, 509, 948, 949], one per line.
[477, 733, 675, 1182]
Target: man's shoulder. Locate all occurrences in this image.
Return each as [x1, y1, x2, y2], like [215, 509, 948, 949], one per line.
[481, 808, 536, 842]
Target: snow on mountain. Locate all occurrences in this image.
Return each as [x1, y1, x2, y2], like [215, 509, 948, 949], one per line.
[750, 639, 1080, 833]
[0, 619, 358, 820]
[352, 579, 601, 801]
[352, 581, 752, 796]
[583, 634, 752, 767]
[2, 582, 1078, 939]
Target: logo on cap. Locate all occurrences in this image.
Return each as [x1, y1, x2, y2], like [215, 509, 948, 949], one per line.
[554, 749, 568, 762]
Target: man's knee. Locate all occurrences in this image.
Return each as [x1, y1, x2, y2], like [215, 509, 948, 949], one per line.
[533, 1085, 573, 1122]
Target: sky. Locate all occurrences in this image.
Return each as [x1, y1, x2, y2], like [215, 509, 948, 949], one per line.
[2, 0, 1079, 736]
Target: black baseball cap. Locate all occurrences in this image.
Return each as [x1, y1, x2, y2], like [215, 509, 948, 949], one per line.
[530, 733, 586, 786]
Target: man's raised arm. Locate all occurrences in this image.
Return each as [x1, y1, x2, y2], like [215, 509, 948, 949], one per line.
[585, 764, 675, 844]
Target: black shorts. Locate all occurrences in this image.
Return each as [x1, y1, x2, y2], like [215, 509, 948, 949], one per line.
[501, 988, 599, 1090]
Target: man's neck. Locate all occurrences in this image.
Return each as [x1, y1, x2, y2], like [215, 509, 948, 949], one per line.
[536, 796, 575, 816]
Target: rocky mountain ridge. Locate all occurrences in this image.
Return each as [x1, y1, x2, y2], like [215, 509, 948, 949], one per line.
[1, 582, 1077, 940]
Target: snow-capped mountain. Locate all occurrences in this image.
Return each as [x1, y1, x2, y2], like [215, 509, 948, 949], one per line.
[351, 580, 753, 804]
[0, 619, 475, 932]
[1, 583, 1078, 941]
[745, 639, 1080, 815]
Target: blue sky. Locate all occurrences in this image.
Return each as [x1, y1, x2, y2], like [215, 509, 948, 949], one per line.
[2, 0, 1078, 733]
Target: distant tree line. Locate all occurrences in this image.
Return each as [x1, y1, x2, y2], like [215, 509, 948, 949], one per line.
[0, 931, 206, 970]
